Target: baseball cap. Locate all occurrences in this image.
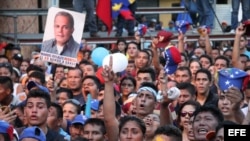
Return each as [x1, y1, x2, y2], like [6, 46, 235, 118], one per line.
[19, 126, 46, 141]
[156, 30, 174, 48]
[164, 46, 181, 74]
[218, 68, 248, 91]
[0, 120, 14, 140]
[71, 114, 88, 125]
[12, 53, 23, 62]
[90, 99, 100, 111]
[27, 81, 49, 94]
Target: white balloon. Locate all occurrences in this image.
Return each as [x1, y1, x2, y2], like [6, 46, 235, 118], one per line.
[102, 53, 128, 73]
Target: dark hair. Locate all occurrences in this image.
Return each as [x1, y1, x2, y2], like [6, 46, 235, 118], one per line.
[195, 68, 212, 82]
[125, 41, 140, 54]
[176, 100, 201, 130]
[50, 64, 65, 78]
[82, 75, 101, 89]
[180, 52, 188, 62]
[0, 55, 8, 60]
[137, 67, 156, 81]
[153, 125, 182, 141]
[55, 11, 74, 28]
[83, 118, 106, 134]
[26, 89, 51, 108]
[79, 59, 90, 66]
[214, 55, 230, 67]
[128, 60, 135, 64]
[189, 58, 202, 68]
[240, 54, 249, 60]
[245, 66, 250, 72]
[26, 64, 44, 74]
[120, 76, 136, 90]
[0, 62, 13, 75]
[58, 77, 67, 88]
[212, 47, 221, 54]
[82, 62, 97, 72]
[199, 54, 213, 66]
[99, 100, 121, 117]
[119, 116, 146, 135]
[62, 99, 81, 114]
[193, 105, 224, 125]
[176, 82, 196, 96]
[71, 136, 89, 141]
[1, 133, 10, 141]
[51, 102, 63, 118]
[175, 66, 192, 78]
[138, 49, 150, 61]
[159, 56, 166, 66]
[223, 48, 232, 55]
[116, 38, 127, 46]
[68, 66, 83, 78]
[28, 71, 46, 85]
[0, 76, 13, 94]
[139, 82, 158, 93]
[216, 120, 237, 134]
[145, 48, 154, 57]
[56, 88, 73, 99]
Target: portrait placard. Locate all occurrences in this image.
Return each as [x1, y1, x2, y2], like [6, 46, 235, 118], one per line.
[40, 7, 86, 67]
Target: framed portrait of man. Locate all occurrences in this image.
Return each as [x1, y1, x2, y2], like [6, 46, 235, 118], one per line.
[40, 7, 86, 67]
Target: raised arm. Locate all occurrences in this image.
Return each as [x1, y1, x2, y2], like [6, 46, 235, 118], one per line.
[177, 32, 185, 53]
[158, 69, 173, 126]
[152, 37, 161, 74]
[201, 28, 212, 56]
[226, 87, 245, 124]
[102, 56, 119, 141]
[232, 24, 246, 69]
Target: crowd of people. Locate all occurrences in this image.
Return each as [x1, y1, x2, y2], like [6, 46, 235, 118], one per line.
[1, 0, 250, 141]
[0, 20, 250, 141]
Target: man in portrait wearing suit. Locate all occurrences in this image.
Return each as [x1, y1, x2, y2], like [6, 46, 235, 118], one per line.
[42, 11, 79, 58]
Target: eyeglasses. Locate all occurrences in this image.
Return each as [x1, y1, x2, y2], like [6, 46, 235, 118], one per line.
[180, 111, 194, 117]
[64, 99, 81, 106]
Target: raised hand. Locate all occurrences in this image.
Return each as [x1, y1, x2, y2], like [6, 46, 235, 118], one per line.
[102, 55, 115, 82]
[178, 31, 184, 41]
[0, 107, 17, 124]
[225, 87, 243, 110]
[235, 24, 246, 36]
[158, 69, 167, 84]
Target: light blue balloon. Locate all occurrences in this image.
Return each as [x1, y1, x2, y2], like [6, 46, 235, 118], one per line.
[91, 47, 109, 66]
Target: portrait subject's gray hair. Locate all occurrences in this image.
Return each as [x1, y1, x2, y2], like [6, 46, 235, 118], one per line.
[54, 11, 74, 28]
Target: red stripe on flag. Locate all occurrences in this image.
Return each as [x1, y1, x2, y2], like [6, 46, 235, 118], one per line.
[96, 0, 112, 35]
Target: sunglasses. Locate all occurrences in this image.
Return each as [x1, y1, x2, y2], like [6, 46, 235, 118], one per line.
[180, 111, 194, 117]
